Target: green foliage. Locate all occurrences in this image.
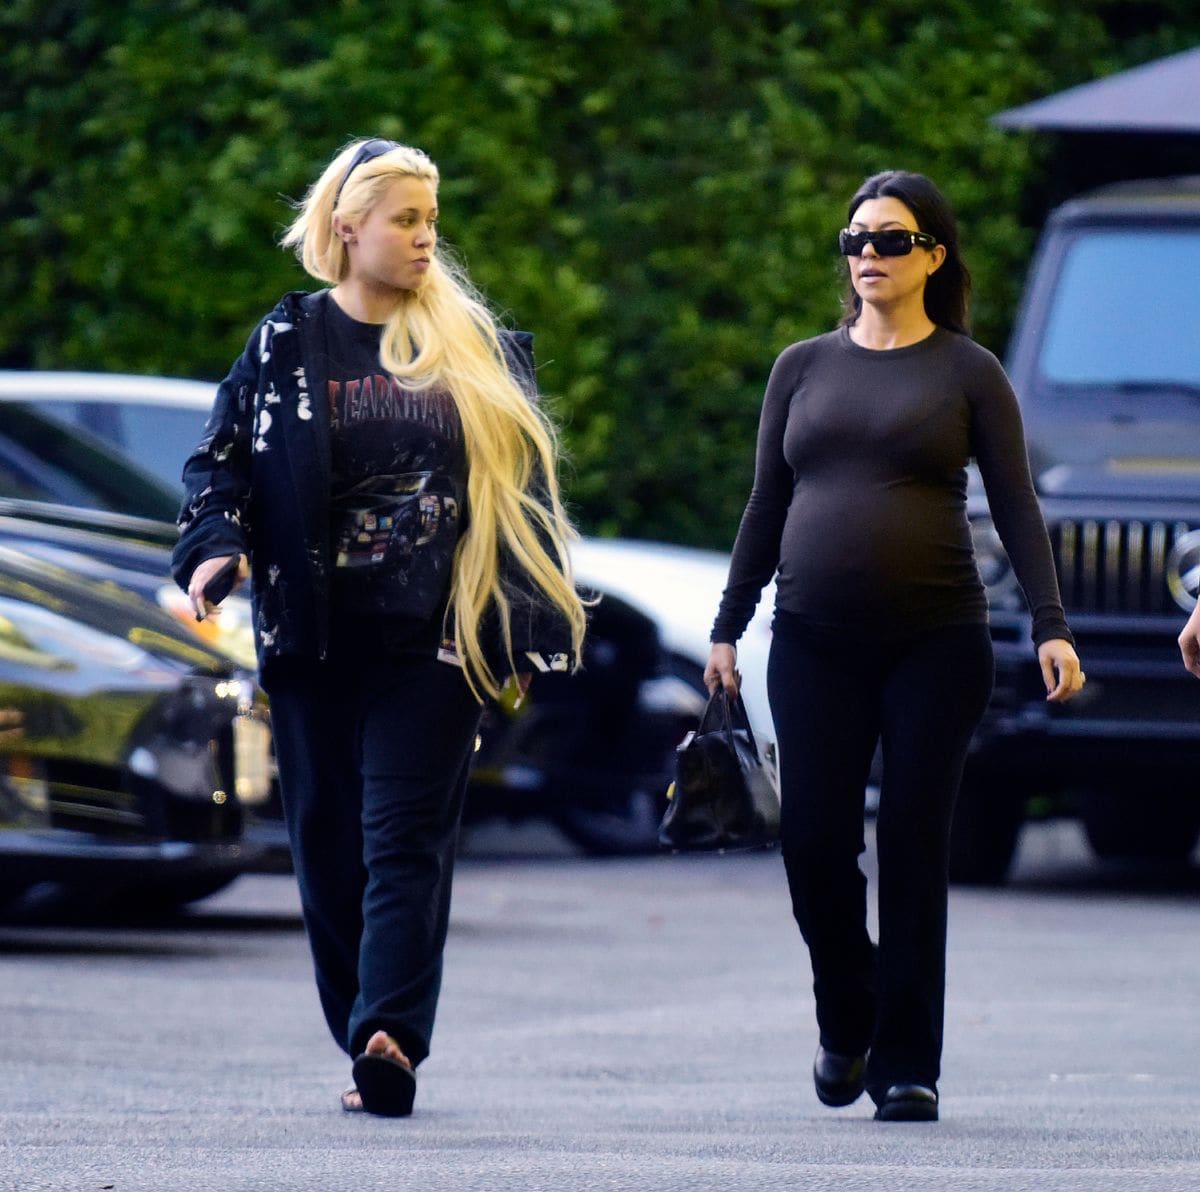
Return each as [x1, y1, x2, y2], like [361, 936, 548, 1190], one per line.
[3, 0, 1198, 545]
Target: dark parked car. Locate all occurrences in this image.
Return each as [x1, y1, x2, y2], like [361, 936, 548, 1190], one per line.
[0, 534, 272, 911]
[954, 176, 1200, 882]
[0, 377, 707, 854]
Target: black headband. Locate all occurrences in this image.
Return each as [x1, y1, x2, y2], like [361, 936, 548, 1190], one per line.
[334, 139, 401, 206]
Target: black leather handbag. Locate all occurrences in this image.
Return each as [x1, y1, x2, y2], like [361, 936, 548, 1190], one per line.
[658, 689, 780, 851]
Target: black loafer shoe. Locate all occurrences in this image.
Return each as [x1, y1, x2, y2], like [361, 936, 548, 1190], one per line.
[813, 1044, 868, 1107]
[873, 1083, 938, 1122]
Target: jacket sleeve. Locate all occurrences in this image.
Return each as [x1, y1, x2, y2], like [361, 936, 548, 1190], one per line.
[170, 322, 262, 590]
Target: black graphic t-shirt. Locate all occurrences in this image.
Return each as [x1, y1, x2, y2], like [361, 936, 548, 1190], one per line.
[322, 296, 467, 647]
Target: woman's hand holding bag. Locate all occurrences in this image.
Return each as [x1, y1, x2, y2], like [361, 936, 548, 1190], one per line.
[658, 688, 780, 851]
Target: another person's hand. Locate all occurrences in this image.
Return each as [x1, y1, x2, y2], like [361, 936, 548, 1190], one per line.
[704, 643, 740, 698]
[188, 554, 248, 621]
[1178, 603, 1200, 678]
[1038, 638, 1085, 702]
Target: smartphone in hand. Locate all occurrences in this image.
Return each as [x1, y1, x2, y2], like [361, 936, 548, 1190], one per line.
[199, 556, 242, 615]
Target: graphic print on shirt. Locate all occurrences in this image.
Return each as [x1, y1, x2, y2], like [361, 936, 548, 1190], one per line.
[329, 375, 463, 560]
[329, 372, 460, 438]
[327, 366, 466, 622]
[332, 471, 459, 568]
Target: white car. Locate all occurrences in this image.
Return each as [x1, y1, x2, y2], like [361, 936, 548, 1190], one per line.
[571, 537, 775, 743]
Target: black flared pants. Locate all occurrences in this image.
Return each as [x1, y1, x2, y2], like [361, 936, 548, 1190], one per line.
[766, 612, 994, 1099]
[262, 651, 481, 1066]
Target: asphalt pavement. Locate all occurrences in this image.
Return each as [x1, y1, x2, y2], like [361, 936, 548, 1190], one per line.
[1, 821, 1198, 1191]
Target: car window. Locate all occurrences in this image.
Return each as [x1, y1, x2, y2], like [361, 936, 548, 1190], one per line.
[1038, 229, 1200, 387]
[0, 404, 182, 521]
[31, 401, 207, 493]
[0, 437, 104, 507]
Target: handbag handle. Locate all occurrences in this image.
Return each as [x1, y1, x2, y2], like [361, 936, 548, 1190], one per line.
[697, 688, 763, 763]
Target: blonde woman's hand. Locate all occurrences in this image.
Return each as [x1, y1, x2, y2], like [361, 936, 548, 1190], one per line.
[704, 643, 740, 698]
[1038, 638, 1085, 702]
[512, 672, 533, 708]
[1178, 603, 1200, 678]
[188, 554, 247, 621]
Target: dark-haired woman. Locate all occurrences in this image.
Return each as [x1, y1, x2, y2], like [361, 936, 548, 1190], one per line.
[705, 171, 1084, 1121]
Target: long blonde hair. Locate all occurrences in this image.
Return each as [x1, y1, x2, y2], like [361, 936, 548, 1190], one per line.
[281, 139, 587, 700]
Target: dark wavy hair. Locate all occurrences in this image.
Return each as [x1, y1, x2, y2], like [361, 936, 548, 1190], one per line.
[838, 170, 971, 334]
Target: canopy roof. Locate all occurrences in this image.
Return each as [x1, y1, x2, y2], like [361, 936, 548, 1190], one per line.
[993, 47, 1200, 134]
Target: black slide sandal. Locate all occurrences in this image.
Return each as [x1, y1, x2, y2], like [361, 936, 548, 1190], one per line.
[350, 1053, 417, 1117]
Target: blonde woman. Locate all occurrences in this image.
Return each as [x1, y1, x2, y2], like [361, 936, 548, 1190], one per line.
[172, 138, 587, 1117]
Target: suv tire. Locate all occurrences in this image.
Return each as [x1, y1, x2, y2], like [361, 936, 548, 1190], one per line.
[1082, 787, 1200, 863]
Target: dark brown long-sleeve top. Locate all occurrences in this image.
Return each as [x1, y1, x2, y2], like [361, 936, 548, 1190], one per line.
[711, 325, 1073, 648]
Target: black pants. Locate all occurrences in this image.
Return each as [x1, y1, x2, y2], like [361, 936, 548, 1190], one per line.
[262, 651, 481, 1066]
[767, 613, 994, 1099]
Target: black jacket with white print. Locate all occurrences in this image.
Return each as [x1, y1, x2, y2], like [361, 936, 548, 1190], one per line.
[171, 289, 577, 681]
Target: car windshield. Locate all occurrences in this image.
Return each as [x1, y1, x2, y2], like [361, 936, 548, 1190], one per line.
[18, 398, 207, 492]
[0, 404, 184, 521]
[1037, 228, 1200, 390]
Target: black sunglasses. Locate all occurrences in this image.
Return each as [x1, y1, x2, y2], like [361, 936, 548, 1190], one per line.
[334, 138, 401, 205]
[838, 228, 938, 257]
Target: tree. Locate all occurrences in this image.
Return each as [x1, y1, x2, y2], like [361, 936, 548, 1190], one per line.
[3, 0, 1197, 544]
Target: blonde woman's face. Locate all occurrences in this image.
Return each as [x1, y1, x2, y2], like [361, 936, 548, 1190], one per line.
[344, 176, 438, 294]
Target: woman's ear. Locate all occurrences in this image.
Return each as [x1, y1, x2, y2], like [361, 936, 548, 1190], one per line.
[332, 213, 356, 245]
[927, 243, 948, 276]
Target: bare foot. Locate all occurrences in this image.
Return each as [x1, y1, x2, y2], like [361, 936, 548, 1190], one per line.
[364, 1030, 412, 1069]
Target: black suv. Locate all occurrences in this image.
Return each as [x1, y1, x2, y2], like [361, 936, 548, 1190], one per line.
[954, 176, 1200, 882]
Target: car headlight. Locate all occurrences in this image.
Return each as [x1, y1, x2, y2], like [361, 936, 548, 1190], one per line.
[970, 518, 1022, 609]
[156, 585, 258, 671]
[232, 711, 273, 805]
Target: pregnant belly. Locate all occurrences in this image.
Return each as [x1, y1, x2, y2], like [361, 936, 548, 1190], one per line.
[780, 494, 972, 615]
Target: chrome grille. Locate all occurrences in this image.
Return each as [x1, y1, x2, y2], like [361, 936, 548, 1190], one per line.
[1052, 518, 1194, 614]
